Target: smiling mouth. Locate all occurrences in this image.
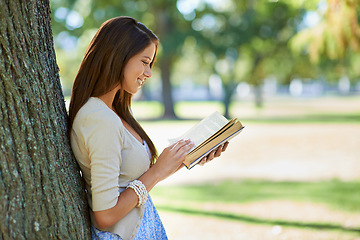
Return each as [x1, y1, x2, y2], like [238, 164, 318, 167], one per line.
[137, 78, 145, 86]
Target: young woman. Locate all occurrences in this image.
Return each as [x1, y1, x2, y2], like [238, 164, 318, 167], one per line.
[68, 16, 228, 240]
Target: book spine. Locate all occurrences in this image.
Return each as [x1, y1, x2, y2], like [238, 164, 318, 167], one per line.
[185, 126, 244, 169]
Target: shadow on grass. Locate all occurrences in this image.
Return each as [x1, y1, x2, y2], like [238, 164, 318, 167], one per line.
[152, 180, 360, 213]
[157, 205, 360, 234]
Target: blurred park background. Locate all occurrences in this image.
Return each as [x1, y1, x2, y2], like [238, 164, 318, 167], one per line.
[50, 0, 360, 239]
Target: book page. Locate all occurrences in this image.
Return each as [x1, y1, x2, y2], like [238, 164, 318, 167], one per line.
[191, 118, 236, 151]
[168, 111, 229, 147]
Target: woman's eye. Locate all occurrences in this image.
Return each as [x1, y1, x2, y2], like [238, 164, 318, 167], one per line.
[142, 61, 149, 65]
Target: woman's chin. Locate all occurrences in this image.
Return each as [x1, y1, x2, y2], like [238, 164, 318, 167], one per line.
[124, 88, 138, 95]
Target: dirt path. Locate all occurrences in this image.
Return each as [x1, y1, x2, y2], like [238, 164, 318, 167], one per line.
[145, 123, 360, 185]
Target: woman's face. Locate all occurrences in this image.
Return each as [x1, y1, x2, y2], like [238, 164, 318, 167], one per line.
[122, 43, 156, 94]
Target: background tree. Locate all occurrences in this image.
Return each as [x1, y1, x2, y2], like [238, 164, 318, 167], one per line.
[291, 0, 360, 86]
[51, 0, 194, 119]
[192, 0, 305, 113]
[292, 0, 360, 62]
[50, 0, 360, 120]
[0, 1, 91, 238]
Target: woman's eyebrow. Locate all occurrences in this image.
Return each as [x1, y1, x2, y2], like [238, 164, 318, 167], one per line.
[142, 56, 152, 61]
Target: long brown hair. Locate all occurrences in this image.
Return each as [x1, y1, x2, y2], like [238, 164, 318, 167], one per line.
[68, 16, 159, 165]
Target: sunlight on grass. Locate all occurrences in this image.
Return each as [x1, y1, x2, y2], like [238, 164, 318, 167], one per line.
[132, 97, 360, 123]
[175, 101, 224, 119]
[131, 101, 163, 119]
[152, 179, 360, 237]
[151, 179, 360, 213]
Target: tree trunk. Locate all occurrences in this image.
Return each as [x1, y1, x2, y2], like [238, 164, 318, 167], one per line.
[0, 1, 91, 239]
[154, 9, 177, 119]
[254, 84, 263, 108]
[223, 80, 237, 119]
[251, 55, 264, 108]
[223, 87, 232, 119]
[159, 55, 177, 119]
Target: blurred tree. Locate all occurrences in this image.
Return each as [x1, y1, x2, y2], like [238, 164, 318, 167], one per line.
[150, 2, 194, 118]
[292, 0, 360, 63]
[51, 0, 194, 119]
[291, 0, 360, 86]
[53, 0, 342, 118]
[0, 0, 90, 238]
[192, 0, 305, 114]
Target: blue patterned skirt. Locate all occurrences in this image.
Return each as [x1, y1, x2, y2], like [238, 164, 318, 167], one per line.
[91, 196, 168, 240]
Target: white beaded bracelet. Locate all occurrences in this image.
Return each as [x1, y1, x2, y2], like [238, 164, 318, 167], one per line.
[127, 180, 148, 207]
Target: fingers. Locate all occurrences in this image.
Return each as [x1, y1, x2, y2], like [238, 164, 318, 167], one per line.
[208, 149, 216, 159]
[222, 142, 229, 152]
[199, 142, 229, 166]
[156, 139, 195, 178]
[214, 145, 223, 157]
[168, 139, 186, 151]
[169, 140, 229, 168]
[214, 142, 229, 156]
[199, 150, 215, 166]
[167, 141, 179, 149]
[171, 139, 193, 152]
[210, 144, 224, 159]
[198, 157, 207, 166]
[178, 140, 194, 155]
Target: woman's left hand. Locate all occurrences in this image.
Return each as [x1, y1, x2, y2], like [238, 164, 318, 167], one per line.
[198, 141, 229, 166]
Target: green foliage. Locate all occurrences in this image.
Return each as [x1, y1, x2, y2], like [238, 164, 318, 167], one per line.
[50, 0, 360, 113]
[50, 0, 308, 89]
[133, 98, 360, 123]
[290, 0, 360, 75]
[152, 179, 360, 213]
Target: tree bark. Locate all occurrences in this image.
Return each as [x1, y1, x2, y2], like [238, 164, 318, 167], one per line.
[159, 56, 177, 119]
[0, 1, 91, 239]
[223, 81, 237, 119]
[154, 9, 177, 119]
[254, 84, 263, 108]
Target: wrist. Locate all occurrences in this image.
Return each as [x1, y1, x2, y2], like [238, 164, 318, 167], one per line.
[138, 164, 162, 192]
[148, 163, 163, 184]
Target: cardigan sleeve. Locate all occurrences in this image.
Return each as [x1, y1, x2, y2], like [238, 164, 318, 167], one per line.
[81, 112, 123, 211]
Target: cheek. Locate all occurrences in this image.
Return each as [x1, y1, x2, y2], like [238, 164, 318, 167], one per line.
[123, 66, 134, 80]
[135, 64, 144, 75]
[125, 64, 143, 79]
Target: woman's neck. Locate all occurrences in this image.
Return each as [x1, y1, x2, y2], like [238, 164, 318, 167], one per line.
[98, 86, 120, 110]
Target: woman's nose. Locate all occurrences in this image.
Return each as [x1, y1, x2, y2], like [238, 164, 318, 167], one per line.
[144, 65, 152, 78]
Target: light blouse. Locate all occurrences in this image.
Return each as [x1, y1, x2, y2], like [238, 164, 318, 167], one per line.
[70, 97, 151, 240]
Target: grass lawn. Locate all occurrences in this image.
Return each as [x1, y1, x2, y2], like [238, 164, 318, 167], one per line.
[151, 179, 360, 213]
[65, 95, 360, 238]
[132, 95, 360, 123]
[135, 96, 360, 238]
[151, 179, 360, 237]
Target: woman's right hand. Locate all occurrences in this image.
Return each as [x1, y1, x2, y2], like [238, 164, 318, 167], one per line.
[94, 139, 194, 229]
[152, 139, 194, 181]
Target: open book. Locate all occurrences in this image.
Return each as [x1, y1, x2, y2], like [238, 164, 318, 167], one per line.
[169, 112, 244, 169]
